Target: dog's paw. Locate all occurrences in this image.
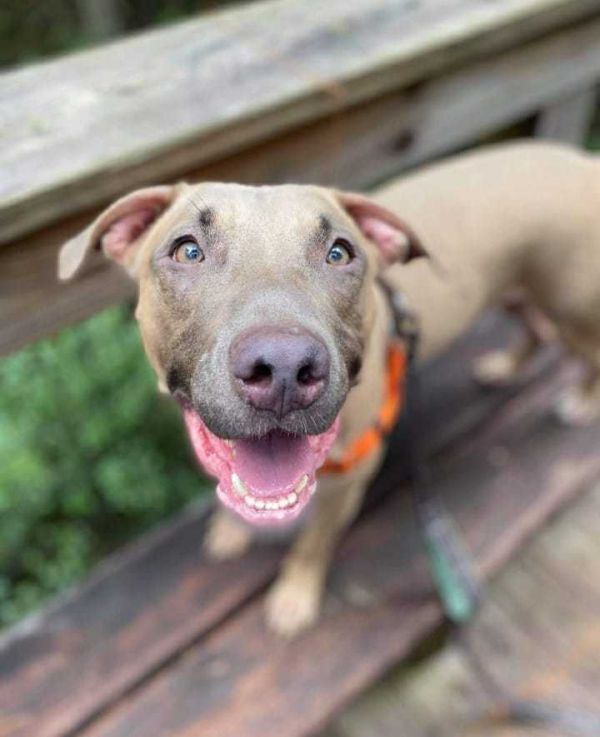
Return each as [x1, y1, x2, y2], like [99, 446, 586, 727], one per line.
[472, 350, 520, 386]
[265, 574, 321, 638]
[204, 511, 252, 560]
[554, 388, 600, 426]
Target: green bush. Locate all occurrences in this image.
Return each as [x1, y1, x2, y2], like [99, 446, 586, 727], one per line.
[0, 305, 209, 627]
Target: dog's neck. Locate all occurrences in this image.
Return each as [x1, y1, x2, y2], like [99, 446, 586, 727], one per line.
[329, 282, 392, 460]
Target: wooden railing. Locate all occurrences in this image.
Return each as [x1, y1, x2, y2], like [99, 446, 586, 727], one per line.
[1, 0, 599, 357]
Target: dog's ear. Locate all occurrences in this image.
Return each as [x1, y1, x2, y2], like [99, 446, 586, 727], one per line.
[58, 185, 180, 280]
[336, 192, 427, 265]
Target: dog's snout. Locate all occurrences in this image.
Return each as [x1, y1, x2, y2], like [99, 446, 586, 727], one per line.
[230, 328, 330, 418]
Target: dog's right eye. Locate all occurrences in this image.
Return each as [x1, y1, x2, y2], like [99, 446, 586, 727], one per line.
[172, 239, 205, 264]
[326, 238, 353, 266]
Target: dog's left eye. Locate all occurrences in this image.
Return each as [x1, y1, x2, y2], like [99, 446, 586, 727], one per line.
[326, 239, 353, 266]
[172, 239, 205, 264]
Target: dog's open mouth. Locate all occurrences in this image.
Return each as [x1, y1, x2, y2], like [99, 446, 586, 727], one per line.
[184, 409, 339, 525]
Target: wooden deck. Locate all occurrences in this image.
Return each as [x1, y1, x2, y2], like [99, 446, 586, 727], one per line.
[326, 476, 600, 737]
[2, 313, 600, 737]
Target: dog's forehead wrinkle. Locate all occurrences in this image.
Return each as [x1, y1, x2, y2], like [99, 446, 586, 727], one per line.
[318, 214, 332, 242]
[198, 207, 214, 228]
[189, 182, 334, 246]
[185, 192, 208, 216]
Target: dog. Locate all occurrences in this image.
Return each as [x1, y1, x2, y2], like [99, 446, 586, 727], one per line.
[58, 140, 600, 636]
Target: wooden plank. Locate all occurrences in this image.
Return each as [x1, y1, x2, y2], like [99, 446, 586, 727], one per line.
[2, 0, 600, 244]
[0, 314, 541, 737]
[183, 16, 600, 195]
[0, 501, 280, 737]
[536, 86, 598, 143]
[5, 15, 600, 357]
[77, 358, 599, 737]
[331, 486, 600, 737]
[0, 215, 135, 356]
[391, 18, 600, 170]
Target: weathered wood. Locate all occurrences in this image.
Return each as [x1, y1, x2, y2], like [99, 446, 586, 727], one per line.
[536, 86, 598, 143]
[2, 0, 600, 244]
[330, 486, 600, 737]
[77, 357, 598, 737]
[3, 14, 600, 357]
[0, 498, 282, 737]
[395, 19, 600, 169]
[0, 216, 134, 356]
[184, 15, 600, 193]
[0, 314, 543, 737]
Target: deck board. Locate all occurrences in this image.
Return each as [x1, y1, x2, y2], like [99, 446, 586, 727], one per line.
[329, 485, 600, 737]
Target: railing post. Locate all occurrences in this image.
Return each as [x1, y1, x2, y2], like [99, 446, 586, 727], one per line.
[535, 87, 597, 144]
[76, 0, 125, 41]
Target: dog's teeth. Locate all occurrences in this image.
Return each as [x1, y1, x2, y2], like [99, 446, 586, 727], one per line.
[265, 501, 278, 511]
[295, 475, 308, 493]
[278, 497, 289, 509]
[254, 499, 265, 510]
[288, 491, 298, 505]
[231, 473, 247, 498]
[245, 495, 256, 507]
[225, 440, 233, 447]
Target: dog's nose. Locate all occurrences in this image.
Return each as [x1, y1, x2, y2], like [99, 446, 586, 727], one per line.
[230, 327, 330, 418]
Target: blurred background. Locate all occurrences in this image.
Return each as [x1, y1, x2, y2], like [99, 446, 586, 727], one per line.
[1, 0, 599, 633]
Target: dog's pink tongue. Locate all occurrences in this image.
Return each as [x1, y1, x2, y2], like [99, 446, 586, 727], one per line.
[234, 432, 312, 496]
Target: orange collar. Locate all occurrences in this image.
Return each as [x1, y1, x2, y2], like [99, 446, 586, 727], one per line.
[320, 339, 407, 475]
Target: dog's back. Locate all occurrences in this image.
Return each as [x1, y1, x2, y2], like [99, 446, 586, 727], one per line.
[375, 141, 600, 361]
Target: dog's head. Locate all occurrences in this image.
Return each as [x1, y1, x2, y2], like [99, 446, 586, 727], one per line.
[59, 182, 425, 524]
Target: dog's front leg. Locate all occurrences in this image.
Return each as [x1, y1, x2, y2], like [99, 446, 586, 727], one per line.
[265, 454, 381, 637]
[205, 507, 254, 560]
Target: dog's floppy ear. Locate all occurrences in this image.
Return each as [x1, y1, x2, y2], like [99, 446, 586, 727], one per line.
[58, 185, 180, 280]
[336, 192, 427, 265]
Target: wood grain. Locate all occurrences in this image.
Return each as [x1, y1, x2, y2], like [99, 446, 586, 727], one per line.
[3, 15, 600, 356]
[0, 500, 280, 737]
[332, 486, 600, 737]
[2, 0, 600, 243]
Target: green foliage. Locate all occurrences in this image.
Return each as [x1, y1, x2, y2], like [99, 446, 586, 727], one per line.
[0, 1, 257, 70]
[0, 1, 83, 68]
[0, 306, 209, 627]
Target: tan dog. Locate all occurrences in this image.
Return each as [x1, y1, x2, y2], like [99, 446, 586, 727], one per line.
[58, 141, 600, 636]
